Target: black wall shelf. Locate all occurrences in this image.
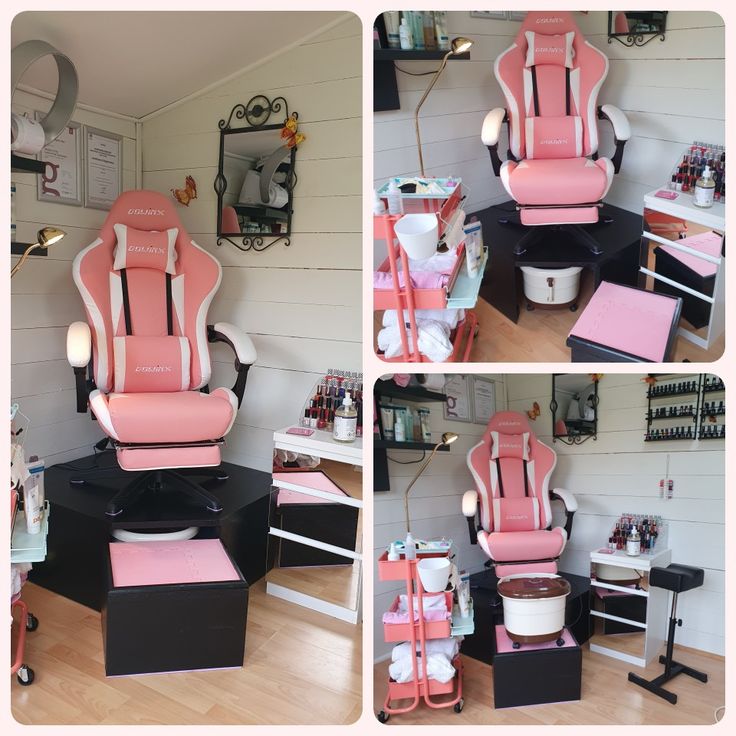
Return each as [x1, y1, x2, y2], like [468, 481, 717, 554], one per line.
[374, 378, 446, 404]
[11, 241, 47, 257]
[375, 439, 450, 453]
[11, 154, 46, 175]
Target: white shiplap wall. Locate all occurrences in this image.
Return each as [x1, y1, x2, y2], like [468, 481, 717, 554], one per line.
[373, 11, 724, 217]
[139, 14, 362, 472]
[11, 91, 137, 465]
[506, 373, 725, 656]
[373, 374, 507, 660]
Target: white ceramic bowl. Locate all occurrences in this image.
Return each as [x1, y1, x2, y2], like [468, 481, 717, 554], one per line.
[394, 214, 439, 260]
[417, 557, 451, 592]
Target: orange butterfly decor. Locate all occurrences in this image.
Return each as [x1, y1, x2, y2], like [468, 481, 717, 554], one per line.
[281, 115, 305, 149]
[590, 373, 603, 383]
[171, 175, 197, 206]
[643, 375, 658, 388]
[527, 402, 541, 421]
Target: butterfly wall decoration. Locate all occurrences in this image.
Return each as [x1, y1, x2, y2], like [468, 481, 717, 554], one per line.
[171, 175, 197, 206]
[281, 115, 305, 149]
[526, 401, 541, 421]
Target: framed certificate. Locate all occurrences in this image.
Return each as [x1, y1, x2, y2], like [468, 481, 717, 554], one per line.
[84, 126, 122, 210]
[443, 374, 472, 423]
[36, 117, 82, 206]
[471, 376, 496, 424]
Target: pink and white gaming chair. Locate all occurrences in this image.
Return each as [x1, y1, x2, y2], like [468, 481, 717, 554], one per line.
[66, 190, 256, 516]
[481, 11, 631, 255]
[461, 411, 577, 576]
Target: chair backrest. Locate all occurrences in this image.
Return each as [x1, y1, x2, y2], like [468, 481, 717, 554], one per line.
[467, 411, 557, 534]
[494, 11, 608, 161]
[72, 190, 222, 394]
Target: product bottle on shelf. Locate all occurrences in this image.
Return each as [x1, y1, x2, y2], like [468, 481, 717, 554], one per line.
[399, 15, 413, 50]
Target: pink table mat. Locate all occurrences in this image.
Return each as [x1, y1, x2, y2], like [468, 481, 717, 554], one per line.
[569, 281, 678, 362]
[109, 539, 240, 587]
[658, 230, 721, 278]
[273, 471, 347, 506]
[495, 625, 577, 654]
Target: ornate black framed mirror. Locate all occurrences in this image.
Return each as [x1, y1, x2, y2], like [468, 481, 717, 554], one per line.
[608, 11, 667, 47]
[550, 374, 599, 445]
[214, 95, 301, 252]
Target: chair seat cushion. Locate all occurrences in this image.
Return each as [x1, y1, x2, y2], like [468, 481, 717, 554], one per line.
[649, 564, 704, 593]
[478, 527, 566, 562]
[92, 388, 237, 444]
[501, 157, 613, 206]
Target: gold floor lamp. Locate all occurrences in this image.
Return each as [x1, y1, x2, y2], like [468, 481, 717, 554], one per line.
[404, 432, 458, 533]
[415, 37, 474, 177]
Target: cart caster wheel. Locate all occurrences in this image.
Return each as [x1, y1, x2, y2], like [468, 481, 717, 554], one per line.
[17, 666, 34, 686]
[556, 638, 565, 647]
[570, 304, 578, 312]
[377, 711, 390, 723]
[454, 698, 465, 713]
[526, 303, 535, 311]
[26, 613, 39, 632]
[512, 642, 521, 650]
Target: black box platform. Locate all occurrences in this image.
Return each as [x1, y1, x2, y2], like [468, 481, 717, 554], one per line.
[103, 540, 248, 676]
[493, 625, 582, 708]
[30, 454, 272, 611]
[461, 569, 590, 665]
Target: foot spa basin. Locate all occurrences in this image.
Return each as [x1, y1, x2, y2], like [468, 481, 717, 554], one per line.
[520, 266, 582, 311]
[497, 574, 571, 649]
[594, 563, 643, 587]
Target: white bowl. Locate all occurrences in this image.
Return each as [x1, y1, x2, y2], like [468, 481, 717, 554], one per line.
[417, 557, 451, 592]
[394, 214, 439, 260]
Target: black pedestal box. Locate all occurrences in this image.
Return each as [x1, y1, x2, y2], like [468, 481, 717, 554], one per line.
[493, 626, 582, 709]
[654, 246, 715, 329]
[102, 545, 248, 676]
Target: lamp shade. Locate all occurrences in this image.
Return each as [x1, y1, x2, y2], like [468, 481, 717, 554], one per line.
[441, 432, 459, 445]
[38, 226, 66, 248]
[451, 37, 473, 55]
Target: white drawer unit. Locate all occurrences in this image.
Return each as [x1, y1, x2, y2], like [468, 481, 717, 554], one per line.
[589, 547, 672, 668]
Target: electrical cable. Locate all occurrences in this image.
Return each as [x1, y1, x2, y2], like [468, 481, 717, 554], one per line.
[394, 63, 437, 77]
[387, 450, 427, 465]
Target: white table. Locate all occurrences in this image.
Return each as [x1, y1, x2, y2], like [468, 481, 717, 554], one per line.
[589, 546, 672, 668]
[268, 427, 363, 624]
[641, 188, 725, 351]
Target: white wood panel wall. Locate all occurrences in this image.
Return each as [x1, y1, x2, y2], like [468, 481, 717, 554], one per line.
[373, 11, 724, 219]
[373, 374, 507, 661]
[141, 14, 361, 472]
[11, 90, 137, 465]
[505, 373, 725, 656]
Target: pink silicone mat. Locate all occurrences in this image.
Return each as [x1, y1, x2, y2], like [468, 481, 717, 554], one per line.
[495, 625, 577, 653]
[659, 230, 721, 278]
[569, 281, 678, 362]
[109, 539, 240, 587]
[273, 471, 348, 506]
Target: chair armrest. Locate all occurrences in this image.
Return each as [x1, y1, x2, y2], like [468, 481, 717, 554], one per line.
[207, 322, 256, 407]
[67, 322, 91, 413]
[597, 104, 630, 174]
[550, 488, 577, 538]
[462, 490, 479, 545]
[481, 108, 508, 177]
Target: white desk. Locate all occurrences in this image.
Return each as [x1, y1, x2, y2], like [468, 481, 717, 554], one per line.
[589, 546, 672, 668]
[641, 188, 725, 351]
[268, 427, 363, 624]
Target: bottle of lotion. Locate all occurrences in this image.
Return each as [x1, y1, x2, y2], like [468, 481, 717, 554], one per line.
[694, 165, 715, 208]
[333, 392, 357, 443]
[387, 179, 404, 215]
[404, 532, 417, 560]
[399, 16, 413, 50]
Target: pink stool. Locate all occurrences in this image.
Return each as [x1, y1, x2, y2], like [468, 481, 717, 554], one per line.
[567, 281, 682, 362]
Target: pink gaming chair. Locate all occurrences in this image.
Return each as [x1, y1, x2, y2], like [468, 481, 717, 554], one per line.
[461, 411, 577, 576]
[66, 190, 256, 516]
[481, 11, 631, 255]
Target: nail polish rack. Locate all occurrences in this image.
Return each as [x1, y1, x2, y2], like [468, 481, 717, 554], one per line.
[668, 140, 725, 202]
[606, 513, 667, 555]
[299, 368, 364, 437]
[644, 373, 725, 442]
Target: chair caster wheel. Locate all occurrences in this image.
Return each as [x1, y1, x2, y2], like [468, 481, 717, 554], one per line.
[17, 665, 34, 686]
[70, 478, 87, 485]
[214, 472, 229, 481]
[570, 304, 578, 312]
[26, 613, 39, 632]
[454, 698, 464, 713]
[526, 303, 535, 311]
[513, 642, 521, 650]
[498, 217, 509, 225]
[377, 711, 390, 723]
[602, 215, 614, 224]
[556, 638, 565, 647]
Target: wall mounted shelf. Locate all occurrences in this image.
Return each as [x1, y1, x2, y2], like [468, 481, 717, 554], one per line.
[10, 242, 47, 257]
[11, 154, 45, 175]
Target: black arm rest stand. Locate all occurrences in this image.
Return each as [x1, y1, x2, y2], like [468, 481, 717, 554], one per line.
[596, 107, 628, 174]
[207, 325, 252, 407]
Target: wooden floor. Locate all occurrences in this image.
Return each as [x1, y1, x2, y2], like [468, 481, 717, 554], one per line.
[12, 581, 361, 725]
[266, 563, 360, 609]
[373, 643, 725, 725]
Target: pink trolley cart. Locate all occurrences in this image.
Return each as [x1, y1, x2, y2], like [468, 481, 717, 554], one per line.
[374, 178, 485, 362]
[376, 548, 473, 722]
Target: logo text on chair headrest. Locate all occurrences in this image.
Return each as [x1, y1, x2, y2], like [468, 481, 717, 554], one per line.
[127, 208, 166, 216]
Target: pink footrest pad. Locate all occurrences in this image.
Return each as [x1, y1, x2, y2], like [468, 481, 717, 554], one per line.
[569, 281, 678, 362]
[109, 539, 240, 587]
[495, 625, 577, 654]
